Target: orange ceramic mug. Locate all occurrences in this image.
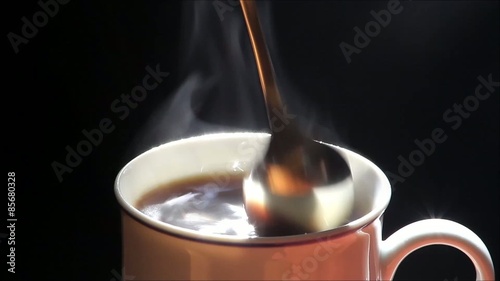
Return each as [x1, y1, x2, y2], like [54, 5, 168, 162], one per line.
[115, 132, 495, 280]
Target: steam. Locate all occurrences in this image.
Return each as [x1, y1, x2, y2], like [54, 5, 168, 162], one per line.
[133, 1, 345, 154]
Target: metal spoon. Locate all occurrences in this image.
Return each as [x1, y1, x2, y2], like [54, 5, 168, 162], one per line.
[240, 0, 354, 236]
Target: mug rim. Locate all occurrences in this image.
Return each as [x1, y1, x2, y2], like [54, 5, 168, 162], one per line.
[114, 132, 392, 245]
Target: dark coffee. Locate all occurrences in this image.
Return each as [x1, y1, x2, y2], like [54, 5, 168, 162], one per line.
[137, 172, 347, 237]
[136, 173, 258, 237]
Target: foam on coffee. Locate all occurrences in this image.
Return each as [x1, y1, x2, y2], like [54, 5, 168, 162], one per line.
[136, 174, 257, 237]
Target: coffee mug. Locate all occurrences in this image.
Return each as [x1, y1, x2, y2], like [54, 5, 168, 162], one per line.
[115, 132, 495, 280]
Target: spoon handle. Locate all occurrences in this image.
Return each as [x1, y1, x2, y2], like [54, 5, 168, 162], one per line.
[240, 0, 284, 126]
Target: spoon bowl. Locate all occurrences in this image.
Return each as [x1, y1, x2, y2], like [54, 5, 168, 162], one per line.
[243, 123, 354, 236]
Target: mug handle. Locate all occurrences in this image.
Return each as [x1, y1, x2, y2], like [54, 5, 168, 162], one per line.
[380, 219, 495, 280]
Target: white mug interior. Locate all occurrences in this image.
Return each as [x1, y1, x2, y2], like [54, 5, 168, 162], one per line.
[114, 132, 392, 244]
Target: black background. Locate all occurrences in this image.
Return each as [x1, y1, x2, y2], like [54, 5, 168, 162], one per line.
[3, 0, 499, 280]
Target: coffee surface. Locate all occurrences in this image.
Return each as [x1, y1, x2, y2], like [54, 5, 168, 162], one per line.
[136, 173, 257, 237]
